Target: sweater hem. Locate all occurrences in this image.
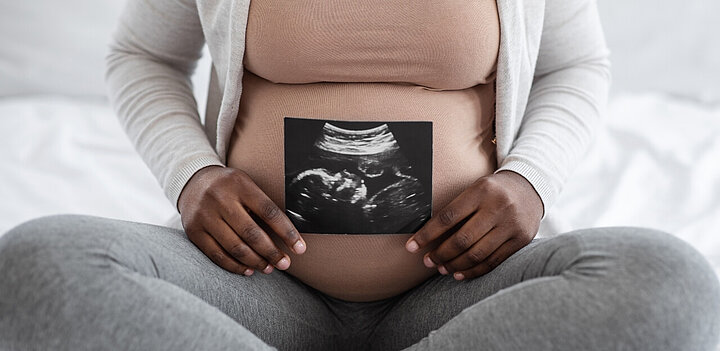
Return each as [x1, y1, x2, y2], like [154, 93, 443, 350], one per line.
[166, 156, 226, 211]
[495, 160, 556, 221]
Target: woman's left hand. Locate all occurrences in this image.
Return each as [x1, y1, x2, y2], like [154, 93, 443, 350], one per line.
[405, 170, 544, 280]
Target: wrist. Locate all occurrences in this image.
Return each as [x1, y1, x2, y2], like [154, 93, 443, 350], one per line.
[495, 170, 544, 221]
[177, 165, 225, 215]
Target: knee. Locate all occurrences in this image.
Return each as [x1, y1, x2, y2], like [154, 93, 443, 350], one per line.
[0, 215, 116, 277]
[2, 214, 72, 259]
[581, 227, 716, 280]
[612, 227, 718, 290]
[584, 227, 720, 348]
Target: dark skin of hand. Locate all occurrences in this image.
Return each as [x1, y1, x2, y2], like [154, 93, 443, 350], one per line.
[179, 166, 542, 281]
[178, 165, 307, 276]
[405, 170, 544, 280]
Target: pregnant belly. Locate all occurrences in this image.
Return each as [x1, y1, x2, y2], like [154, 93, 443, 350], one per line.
[227, 69, 497, 302]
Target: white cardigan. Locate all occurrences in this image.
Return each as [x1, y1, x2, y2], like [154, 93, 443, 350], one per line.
[106, 0, 610, 220]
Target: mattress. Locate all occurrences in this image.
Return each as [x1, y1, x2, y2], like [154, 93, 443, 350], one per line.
[0, 93, 718, 281]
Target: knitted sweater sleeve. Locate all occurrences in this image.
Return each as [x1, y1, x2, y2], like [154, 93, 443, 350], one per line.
[105, 0, 225, 211]
[496, 0, 611, 218]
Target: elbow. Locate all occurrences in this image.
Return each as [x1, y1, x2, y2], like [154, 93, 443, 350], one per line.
[587, 50, 612, 88]
[104, 44, 122, 86]
[104, 42, 131, 111]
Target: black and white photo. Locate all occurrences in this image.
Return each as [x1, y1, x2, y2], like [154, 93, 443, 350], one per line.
[284, 117, 432, 234]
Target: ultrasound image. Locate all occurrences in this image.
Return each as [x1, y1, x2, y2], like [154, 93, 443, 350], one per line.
[284, 117, 432, 234]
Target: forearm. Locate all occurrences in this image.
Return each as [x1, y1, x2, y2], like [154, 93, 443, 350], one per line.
[105, 0, 225, 209]
[497, 0, 611, 218]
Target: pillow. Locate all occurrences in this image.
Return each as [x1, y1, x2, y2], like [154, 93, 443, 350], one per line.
[597, 0, 720, 103]
[0, 0, 211, 109]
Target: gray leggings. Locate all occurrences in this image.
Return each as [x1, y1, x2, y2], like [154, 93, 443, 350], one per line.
[0, 215, 719, 351]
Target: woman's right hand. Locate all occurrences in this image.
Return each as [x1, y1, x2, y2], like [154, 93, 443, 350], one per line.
[177, 165, 306, 276]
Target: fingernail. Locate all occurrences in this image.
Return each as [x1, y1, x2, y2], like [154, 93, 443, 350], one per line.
[293, 240, 306, 254]
[262, 264, 273, 274]
[243, 268, 254, 276]
[423, 255, 436, 268]
[406, 240, 419, 253]
[454, 272, 465, 280]
[276, 257, 290, 270]
[438, 265, 449, 275]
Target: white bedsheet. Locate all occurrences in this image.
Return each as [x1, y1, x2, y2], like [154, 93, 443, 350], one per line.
[0, 96, 177, 231]
[543, 94, 720, 278]
[1, 94, 718, 280]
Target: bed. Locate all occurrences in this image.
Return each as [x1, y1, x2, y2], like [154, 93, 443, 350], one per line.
[1, 0, 719, 342]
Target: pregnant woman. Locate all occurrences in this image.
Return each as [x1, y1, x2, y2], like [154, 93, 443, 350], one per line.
[1, 0, 719, 350]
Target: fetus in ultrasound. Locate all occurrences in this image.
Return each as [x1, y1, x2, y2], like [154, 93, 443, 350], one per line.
[284, 118, 432, 234]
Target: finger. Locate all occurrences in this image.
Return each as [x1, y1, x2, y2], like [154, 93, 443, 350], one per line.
[424, 211, 495, 268]
[406, 193, 478, 253]
[206, 218, 271, 273]
[242, 189, 306, 255]
[440, 226, 509, 274]
[192, 231, 254, 276]
[223, 208, 291, 271]
[453, 238, 520, 280]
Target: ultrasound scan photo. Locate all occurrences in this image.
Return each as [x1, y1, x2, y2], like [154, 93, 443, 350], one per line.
[284, 117, 432, 234]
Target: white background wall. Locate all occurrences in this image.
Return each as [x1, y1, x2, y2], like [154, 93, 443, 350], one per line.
[0, 0, 212, 113]
[597, 0, 720, 103]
